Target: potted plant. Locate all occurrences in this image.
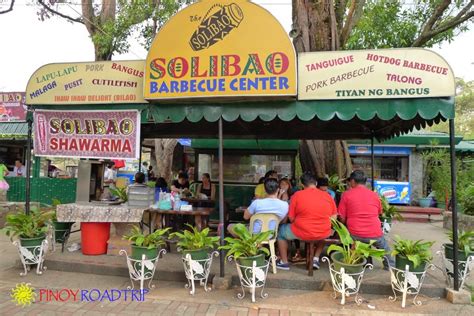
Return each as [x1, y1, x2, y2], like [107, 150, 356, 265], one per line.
[328, 218, 386, 274]
[391, 236, 434, 272]
[219, 223, 271, 268]
[110, 187, 128, 202]
[379, 195, 403, 225]
[444, 230, 474, 262]
[123, 225, 170, 260]
[3, 208, 51, 247]
[47, 199, 73, 242]
[170, 224, 219, 260]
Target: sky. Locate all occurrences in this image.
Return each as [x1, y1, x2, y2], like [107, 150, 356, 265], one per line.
[0, 0, 473, 92]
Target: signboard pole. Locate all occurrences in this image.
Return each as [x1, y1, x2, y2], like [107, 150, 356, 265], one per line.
[25, 114, 33, 215]
[449, 119, 459, 291]
[218, 118, 225, 277]
[371, 135, 375, 189]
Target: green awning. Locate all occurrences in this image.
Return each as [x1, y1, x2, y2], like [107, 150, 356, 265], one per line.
[0, 122, 28, 140]
[456, 140, 474, 153]
[349, 130, 463, 146]
[191, 139, 299, 150]
[144, 97, 454, 140]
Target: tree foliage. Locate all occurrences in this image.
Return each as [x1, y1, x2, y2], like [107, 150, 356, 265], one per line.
[346, 0, 474, 49]
[35, 0, 192, 61]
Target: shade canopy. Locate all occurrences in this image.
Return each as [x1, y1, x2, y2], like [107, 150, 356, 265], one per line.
[0, 122, 28, 140]
[142, 97, 454, 140]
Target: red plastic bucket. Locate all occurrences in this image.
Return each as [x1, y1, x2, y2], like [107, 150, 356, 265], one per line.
[81, 222, 111, 255]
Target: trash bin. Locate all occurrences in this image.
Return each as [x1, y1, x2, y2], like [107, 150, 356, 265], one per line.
[81, 222, 111, 255]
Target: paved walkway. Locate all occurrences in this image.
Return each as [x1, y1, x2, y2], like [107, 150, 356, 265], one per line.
[0, 217, 473, 315]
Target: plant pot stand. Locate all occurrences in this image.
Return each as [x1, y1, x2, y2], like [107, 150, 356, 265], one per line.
[120, 249, 167, 291]
[437, 246, 474, 290]
[50, 223, 74, 253]
[229, 256, 273, 303]
[13, 239, 48, 276]
[182, 251, 219, 295]
[388, 264, 434, 308]
[322, 257, 373, 305]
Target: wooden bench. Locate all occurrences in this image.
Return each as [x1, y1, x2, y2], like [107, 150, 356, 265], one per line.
[397, 206, 442, 222]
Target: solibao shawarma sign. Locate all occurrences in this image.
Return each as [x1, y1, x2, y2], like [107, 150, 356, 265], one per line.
[144, 0, 297, 99]
[33, 110, 141, 160]
[298, 48, 455, 100]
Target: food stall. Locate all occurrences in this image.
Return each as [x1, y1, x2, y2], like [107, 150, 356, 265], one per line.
[24, 0, 463, 288]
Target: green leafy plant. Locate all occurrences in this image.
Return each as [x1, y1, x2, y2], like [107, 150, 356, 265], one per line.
[328, 174, 346, 193]
[391, 236, 434, 268]
[328, 218, 385, 265]
[110, 187, 128, 202]
[459, 184, 474, 216]
[123, 225, 170, 249]
[170, 224, 219, 251]
[447, 230, 474, 254]
[380, 195, 403, 221]
[3, 209, 52, 240]
[219, 224, 271, 260]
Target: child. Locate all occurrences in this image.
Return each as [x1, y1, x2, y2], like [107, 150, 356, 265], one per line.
[0, 160, 10, 201]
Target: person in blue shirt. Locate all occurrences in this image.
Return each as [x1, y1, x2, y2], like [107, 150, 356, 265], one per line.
[228, 178, 289, 236]
[317, 177, 336, 200]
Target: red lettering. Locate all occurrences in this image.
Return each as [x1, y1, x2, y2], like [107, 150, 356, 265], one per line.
[79, 138, 91, 151]
[69, 139, 78, 151]
[266, 52, 289, 75]
[221, 55, 241, 76]
[191, 56, 208, 77]
[122, 139, 132, 153]
[150, 58, 166, 79]
[111, 139, 120, 152]
[91, 139, 100, 151]
[59, 138, 68, 150]
[102, 139, 110, 151]
[168, 57, 189, 78]
[50, 138, 58, 150]
[70, 289, 79, 301]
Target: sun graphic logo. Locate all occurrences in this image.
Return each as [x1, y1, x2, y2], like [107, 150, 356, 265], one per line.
[11, 283, 36, 307]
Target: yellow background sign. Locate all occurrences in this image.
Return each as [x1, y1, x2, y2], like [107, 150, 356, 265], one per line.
[26, 61, 147, 105]
[298, 48, 455, 100]
[144, 0, 297, 100]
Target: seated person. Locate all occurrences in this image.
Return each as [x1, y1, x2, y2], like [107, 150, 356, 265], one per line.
[155, 177, 169, 193]
[317, 177, 336, 200]
[228, 178, 288, 236]
[254, 170, 278, 199]
[127, 172, 155, 208]
[196, 173, 216, 200]
[277, 173, 337, 271]
[277, 178, 293, 202]
[338, 170, 394, 269]
[171, 172, 190, 194]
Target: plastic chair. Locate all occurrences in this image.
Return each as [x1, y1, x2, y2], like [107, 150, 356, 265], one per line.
[249, 213, 280, 274]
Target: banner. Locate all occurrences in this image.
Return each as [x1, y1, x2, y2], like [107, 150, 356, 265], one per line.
[0, 92, 26, 122]
[298, 48, 455, 100]
[26, 61, 146, 105]
[33, 110, 140, 159]
[144, 0, 297, 100]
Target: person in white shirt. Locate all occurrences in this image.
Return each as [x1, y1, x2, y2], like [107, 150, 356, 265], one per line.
[13, 160, 26, 177]
[104, 162, 117, 188]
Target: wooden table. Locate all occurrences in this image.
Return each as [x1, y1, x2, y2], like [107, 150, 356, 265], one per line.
[148, 207, 214, 233]
[181, 197, 216, 207]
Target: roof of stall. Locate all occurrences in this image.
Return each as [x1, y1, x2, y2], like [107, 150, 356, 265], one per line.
[191, 139, 299, 150]
[0, 121, 28, 140]
[141, 97, 454, 141]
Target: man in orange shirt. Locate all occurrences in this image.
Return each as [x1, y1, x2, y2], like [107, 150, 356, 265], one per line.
[277, 173, 337, 270]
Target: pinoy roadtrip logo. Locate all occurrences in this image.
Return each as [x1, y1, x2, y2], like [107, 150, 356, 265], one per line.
[189, 3, 244, 51]
[11, 283, 36, 307]
[10, 283, 149, 307]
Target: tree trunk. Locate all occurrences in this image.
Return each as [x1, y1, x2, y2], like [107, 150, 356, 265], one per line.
[293, 0, 352, 178]
[154, 139, 178, 183]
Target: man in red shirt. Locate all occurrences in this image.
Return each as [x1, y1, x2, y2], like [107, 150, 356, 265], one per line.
[338, 170, 394, 269]
[277, 173, 337, 270]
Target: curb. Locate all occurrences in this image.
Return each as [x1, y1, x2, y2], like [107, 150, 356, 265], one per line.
[44, 258, 446, 298]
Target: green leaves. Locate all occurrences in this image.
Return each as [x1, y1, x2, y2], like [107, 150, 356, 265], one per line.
[391, 235, 434, 268]
[170, 224, 219, 251]
[379, 195, 403, 221]
[109, 187, 128, 202]
[219, 224, 272, 260]
[447, 230, 474, 254]
[123, 225, 170, 249]
[2, 208, 52, 240]
[329, 219, 386, 265]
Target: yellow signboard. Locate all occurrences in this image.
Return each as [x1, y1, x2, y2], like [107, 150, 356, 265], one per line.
[298, 48, 455, 100]
[144, 0, 297, 100]
[26, 60, 147, 105]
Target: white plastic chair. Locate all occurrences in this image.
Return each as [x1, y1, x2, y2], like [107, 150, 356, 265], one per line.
[249, 213, 280, 274]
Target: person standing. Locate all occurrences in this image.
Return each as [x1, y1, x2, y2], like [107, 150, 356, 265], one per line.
[277, 173, 337, 270]
[147, 165, 156, 182]
[0, 160, 9, 201]
[13, 160, 26, 177]
[337, 170, 394, 269]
